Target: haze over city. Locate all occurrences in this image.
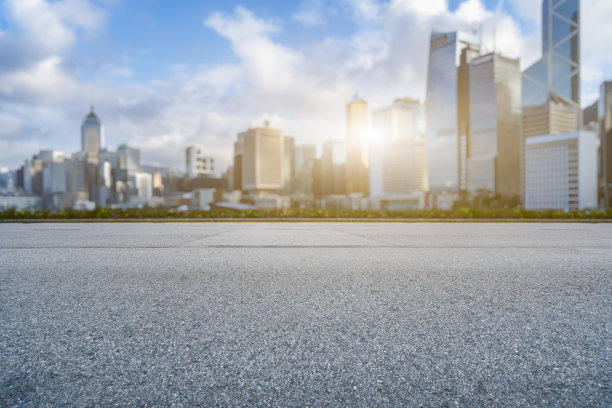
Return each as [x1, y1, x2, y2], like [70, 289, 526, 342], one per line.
[1, 0, 611, 172]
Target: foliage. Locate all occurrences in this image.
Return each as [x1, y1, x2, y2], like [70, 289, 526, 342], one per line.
[1, 207, 611, 220]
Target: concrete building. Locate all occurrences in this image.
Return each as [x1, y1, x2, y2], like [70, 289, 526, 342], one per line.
[371, 98, 428, 197]
[425, 31, 480, 192]
[236, 124, 285, 193]
[467, 53, 522, 198]
[600, 81, 612, 208]
[81, 107, 103, 165]
[185, 146, 214, 178]
[525, 130, 597, 211]
[346, 97, 369, 195]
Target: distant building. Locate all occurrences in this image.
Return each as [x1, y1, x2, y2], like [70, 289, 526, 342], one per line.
[467, 53, 522, 198]
[371, 98, 428, 196]
[117, 144, 140, 179]
[525, 130, 598, 211]
[425, 31, 480, 192]
[236, 124, 285, 193]
[81, 107, 103, 164]
[346, 97, 369, 195]
[130, 172, 153, 204]
[294, 144, 317, 195]
[185, 146, 214, 178]
[283, 136, 295, 195]
[600, 81, 612, 208]
[322, 141, 346, 196]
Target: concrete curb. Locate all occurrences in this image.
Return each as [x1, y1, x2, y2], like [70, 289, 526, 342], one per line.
[1, 218, 611, 223]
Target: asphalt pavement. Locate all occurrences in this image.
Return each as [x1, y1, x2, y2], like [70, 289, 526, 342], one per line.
[1, 223, 611, 406]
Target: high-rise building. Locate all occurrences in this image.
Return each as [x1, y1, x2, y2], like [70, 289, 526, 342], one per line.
[117, 144, 140, 179]
[522, 0, 581, 132]
[346, 97, 369, 195]
[600, 81, 612, 208]
[425, 31, 481, 192]
[322, 141, 347, 196]
[525, 130, 597, 211]
[81, 107, 103, 165]
[467, 53, 522, 198]
[185, 146, 214, 178]
[371, 98, 428, 196]
[458, 45, 481, 190]
[236, 124, 285, 193]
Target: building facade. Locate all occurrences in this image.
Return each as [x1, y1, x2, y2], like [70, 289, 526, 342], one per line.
[600, 81, 612, 208]
[237, 125, 285, 193]
[322, 141, 347, 196]
[371, 98, 428, 196]
[468, 53, 522, 198]
[525, 130, 597, 211]
[185, 146, 215, 178]
[346, 97, 369, 195]
[425, 31, 480, 192]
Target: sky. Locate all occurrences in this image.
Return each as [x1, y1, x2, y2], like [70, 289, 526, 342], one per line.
[0, 0, 611, 173]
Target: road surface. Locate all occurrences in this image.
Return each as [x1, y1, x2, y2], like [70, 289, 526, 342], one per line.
[1, 223, 611, 406]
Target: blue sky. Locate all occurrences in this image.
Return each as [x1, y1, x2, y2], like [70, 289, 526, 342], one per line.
[0, 0, 610, 171]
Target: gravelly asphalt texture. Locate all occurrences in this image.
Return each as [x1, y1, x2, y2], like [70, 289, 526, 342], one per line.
[0, 222, 611, 407]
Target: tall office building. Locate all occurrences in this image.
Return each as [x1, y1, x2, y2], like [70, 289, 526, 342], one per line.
[525, 130, 597, 211]
[346, 97, 369, 196]
[81, 107, 103, 165]
[468, 53, 522, 197]
[371, 98, 428, 196]
[458, 45, 481, 190]
[425, 31, 480, 192]
[600, 81, 612, 208]
[322, 141, 347, 196]
[522, 0, 581, 132]
[185, 146, 214, 178]
[236, 124, 285, 193]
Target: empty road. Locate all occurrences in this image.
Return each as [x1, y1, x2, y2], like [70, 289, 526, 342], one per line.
[1, 223, 611, 406]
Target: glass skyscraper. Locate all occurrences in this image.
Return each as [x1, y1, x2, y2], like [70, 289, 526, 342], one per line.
[468, 53, 522, 198]
[522, 0, 580, 116]
[425, 31, 480, 192]
[81, 106, 103, 165]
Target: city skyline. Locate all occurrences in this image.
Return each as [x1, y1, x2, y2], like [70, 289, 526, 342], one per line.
[1, 0, 611, 172]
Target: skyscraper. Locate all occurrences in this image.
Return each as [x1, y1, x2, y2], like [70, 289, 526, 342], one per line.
[468, 53, 522, 198]
[81, 106, 103, 165]
[522, 0, 581, 130]
[425, 31, 480, 192]
[346, 97, 369, 196]
[600, 81, 612, 208]
[371, 98, 428, 196]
